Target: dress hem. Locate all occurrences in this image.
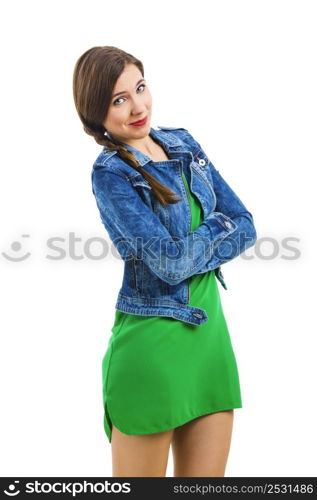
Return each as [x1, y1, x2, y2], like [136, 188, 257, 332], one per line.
[104, 403, 242, 444]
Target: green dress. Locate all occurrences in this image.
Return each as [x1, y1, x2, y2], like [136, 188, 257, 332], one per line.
[101, 171, 242, 443]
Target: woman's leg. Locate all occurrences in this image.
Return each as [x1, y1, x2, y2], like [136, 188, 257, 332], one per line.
[171, 410, 234, 477]
[111, 424, 174, 477]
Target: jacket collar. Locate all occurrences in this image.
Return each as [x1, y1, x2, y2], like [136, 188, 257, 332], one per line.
[104, 127, 183, 167]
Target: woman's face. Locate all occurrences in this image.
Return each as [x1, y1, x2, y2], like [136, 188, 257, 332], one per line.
[103, 63, 152, 144]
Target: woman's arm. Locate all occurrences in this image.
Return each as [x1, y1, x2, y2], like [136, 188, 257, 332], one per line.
[178, 129, 257, 268]
[205, 158, 257, 264]
[91, 167, 239, 286]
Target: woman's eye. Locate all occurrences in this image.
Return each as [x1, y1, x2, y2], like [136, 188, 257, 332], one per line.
[137, 83, 146, 92]
[113, 83, 146, 105]
[113, 97, 124, 105]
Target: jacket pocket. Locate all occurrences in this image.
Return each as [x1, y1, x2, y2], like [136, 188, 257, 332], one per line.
[191, 150, 217, 213]
[130, 172, 170, 229]
[129, 173, 153, 207]
[193, 149, 213, 179]
[129, 173, 152, 189]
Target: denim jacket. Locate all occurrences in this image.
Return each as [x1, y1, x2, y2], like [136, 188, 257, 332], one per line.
[91, 126, 257, 326]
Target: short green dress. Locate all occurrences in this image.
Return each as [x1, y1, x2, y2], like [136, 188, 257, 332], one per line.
[101, 171, 242, 443]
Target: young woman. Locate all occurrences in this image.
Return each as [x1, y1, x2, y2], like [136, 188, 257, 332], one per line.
[72, 45, 257, 477]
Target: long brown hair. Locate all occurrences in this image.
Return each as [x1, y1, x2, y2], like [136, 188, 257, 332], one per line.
[72, 46, 182, 206]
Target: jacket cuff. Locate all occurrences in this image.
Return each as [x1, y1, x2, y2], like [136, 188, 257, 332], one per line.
[204, 211, 238, 236]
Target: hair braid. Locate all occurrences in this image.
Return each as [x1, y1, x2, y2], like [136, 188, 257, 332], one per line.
[85, 123, 182, 207]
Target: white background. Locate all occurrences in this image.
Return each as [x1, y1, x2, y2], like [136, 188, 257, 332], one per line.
[0, 0, 316, 477]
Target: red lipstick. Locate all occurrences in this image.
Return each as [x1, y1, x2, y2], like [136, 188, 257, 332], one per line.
[129, 116, 147, 127]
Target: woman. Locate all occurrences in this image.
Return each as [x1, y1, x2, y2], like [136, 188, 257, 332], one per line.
[72, 45, 257, 477]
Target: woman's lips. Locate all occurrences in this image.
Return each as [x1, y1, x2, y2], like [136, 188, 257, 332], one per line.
[129, 116, 147, 127]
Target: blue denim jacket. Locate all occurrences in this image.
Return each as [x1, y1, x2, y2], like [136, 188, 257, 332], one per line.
[91, 126, 257, 326]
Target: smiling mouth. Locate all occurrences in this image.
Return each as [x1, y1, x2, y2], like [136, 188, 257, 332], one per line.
[129, 116, 147, 126]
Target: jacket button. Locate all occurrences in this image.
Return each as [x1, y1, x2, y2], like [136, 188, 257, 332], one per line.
[192, 312, 203, 318]
[198, 158, 206, 166]
[224, 221, 232, 229]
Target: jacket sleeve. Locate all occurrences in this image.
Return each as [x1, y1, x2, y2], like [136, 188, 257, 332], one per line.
[91, 167, 240, 286]
[180, 129, 257, 270]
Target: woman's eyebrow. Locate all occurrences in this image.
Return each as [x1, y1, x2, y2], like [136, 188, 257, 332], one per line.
[112, 78, 145, 98]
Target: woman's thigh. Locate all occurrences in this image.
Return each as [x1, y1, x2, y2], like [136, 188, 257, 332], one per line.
[111, 424, 174, 477]
[171, 410, 234, 477]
